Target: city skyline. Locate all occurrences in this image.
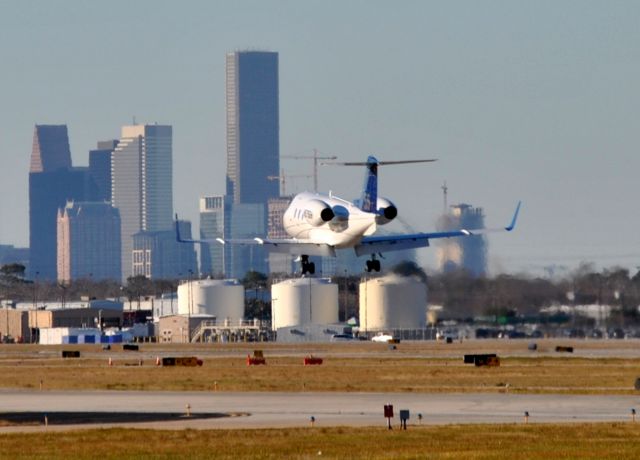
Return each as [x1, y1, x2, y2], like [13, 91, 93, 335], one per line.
[1, 2, 639, 276]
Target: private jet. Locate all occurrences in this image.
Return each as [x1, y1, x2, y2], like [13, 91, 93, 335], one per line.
[177, 156, 520, 275]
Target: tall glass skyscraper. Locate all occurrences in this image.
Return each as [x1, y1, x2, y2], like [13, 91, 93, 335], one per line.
[29, 125, 89, 280]
[225, 51, 280, 206]
[132, 220, 196, 279]
[111, 124, 173, 280]
[199, 196, 226, 277]
[88, 140, 118, 202]
[57, 201, 121, 282]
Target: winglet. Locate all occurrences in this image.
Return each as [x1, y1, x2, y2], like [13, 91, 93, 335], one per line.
[175, 214, 183, 242]
[505, 201, 521, 232]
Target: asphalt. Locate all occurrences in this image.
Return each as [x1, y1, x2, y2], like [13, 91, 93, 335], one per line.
[2, 389, 640, 432]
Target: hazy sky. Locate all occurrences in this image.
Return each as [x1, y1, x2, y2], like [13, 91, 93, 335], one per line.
[1, 1, 639, 276]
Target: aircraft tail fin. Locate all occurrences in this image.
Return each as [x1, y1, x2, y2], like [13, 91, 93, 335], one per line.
[360, 156, 379, 212]
[323, 156, 437, 213]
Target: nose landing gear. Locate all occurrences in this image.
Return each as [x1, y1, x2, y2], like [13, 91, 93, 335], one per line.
[301, 255, 315, 275]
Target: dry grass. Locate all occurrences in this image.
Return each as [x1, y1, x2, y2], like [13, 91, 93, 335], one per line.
[1, 423, 640, 459]
[1, 340, 640, 394]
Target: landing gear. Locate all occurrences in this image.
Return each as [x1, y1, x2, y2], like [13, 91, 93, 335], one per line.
[301, 255, 315, 275]
[365, 256, 381, 273]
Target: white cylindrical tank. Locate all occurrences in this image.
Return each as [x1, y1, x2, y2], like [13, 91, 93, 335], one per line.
[177, 279, 244, 323]
[271, 278, 338, 330]
[359, 274, 427, 331]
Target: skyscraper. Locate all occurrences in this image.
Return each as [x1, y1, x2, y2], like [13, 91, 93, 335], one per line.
[267, 197, 294, 274]
[226, 202, 267, 278]
[199, 196, 226, 277]
[132, 220, 196, 279]
[111, 124, 173, 280]
[88, 140, 118, 202]
[226, 51, 280, 205]
[57, 201, 121, 283]
[29, 125, 89, 280]
[436, 204, 487, 277]
[29, 125, 72, 174]
[198, 195, 267, 279]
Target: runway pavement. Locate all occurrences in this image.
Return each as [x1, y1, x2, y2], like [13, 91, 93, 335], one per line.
[2, 389, 640, 432]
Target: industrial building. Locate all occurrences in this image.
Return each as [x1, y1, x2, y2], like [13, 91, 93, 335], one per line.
[6, 299, 123, 343]
[158, 278, 266, 343]
[158, 315, 263, 343]
[0, 308, 29, 343]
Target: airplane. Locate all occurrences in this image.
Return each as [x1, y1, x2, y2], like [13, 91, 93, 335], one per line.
[177, 156, 521, 275]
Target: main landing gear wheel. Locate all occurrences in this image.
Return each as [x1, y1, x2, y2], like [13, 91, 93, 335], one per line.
[301, 255, 316, 275]
[365, 258, 381, 272]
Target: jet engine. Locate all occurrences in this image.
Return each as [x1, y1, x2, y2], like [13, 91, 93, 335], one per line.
[304, 199, 335, 226]
[375, 197, 398, 225]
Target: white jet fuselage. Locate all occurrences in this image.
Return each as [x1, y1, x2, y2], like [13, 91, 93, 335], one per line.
[283, 192, 377, 248]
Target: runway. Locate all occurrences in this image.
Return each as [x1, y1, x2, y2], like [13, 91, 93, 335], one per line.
[2, 389, 640, 432]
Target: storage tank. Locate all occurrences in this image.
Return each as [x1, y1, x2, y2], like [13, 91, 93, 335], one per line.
[359, 274, 427, 331]
[271, 278, 338, 330]
[177, 279, 244, 323]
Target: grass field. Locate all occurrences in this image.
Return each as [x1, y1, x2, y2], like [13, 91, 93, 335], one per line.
[1, 340, 639, 394]
[1, 423, 640, 459]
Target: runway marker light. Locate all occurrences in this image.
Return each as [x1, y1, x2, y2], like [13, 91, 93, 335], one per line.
[418, 413, 423, 424]
[310, 416, 316, 427]
[632, 408, 636, 422]
[39, 379, 43, 391]
[186, 403, 191, 417]
[524, 411, 530, 424]
[44, 414, 48, 427]
[108, 357, 112, 367]
[214, 381, 218, 391]
[156, 356, 160, 366]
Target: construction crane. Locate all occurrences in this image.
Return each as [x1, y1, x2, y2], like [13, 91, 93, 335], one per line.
[267, 169, 312, 196]
[281, 148, 337, 192]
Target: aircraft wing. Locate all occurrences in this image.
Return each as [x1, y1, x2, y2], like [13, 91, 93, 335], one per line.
[354, 202, 521, 256]
[175, 215, 335, 257]
[219, 237, 336, 257]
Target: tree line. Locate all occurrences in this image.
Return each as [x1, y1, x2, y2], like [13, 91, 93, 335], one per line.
[2, 262, 639, 324]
